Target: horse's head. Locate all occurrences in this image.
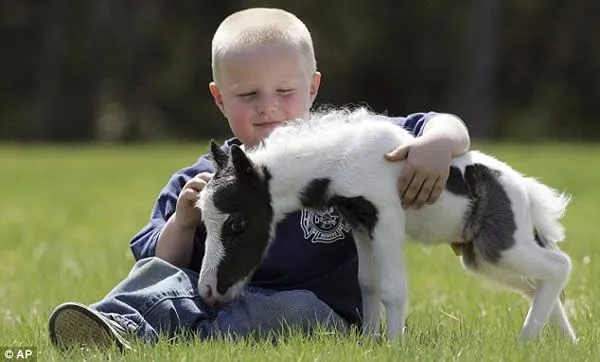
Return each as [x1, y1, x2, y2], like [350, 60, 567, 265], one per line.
[196, 141, 274, 307]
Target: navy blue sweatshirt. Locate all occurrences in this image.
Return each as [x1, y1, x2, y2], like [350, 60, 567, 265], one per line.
[130, 112, 438, 325]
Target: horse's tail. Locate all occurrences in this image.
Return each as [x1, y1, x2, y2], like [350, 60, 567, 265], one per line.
[524, 177, 571, 247]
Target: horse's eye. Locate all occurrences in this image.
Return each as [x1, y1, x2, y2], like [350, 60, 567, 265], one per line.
[227, 216, 247, 234]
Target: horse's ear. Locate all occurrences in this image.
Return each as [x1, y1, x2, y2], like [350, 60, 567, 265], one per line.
[230, 144, 257, 178]
[209, 140, 229, 170]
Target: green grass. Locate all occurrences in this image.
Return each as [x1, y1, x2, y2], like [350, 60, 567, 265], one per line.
[1, 143, 599, 361]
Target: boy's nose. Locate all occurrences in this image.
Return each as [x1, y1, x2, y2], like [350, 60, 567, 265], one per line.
[257, 95, 278, 115]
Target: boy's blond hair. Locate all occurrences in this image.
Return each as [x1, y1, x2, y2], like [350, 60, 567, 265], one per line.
[211, 8, 316, 84]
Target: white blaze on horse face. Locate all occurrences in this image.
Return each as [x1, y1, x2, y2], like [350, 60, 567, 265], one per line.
[197, 188, 229, 296]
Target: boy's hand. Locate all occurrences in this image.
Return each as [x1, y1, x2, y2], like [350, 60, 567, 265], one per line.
[174, 172, 214, 229]
[384, 138, 452, 209]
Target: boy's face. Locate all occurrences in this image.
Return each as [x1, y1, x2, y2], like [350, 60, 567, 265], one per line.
[209, 43, 321, 147]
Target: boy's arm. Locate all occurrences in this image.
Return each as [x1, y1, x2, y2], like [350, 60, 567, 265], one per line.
[386, 113, 470, 209]
[130, 161, 213, 269]
[155, 172, 212, 267]
[420, 113, 470, 157]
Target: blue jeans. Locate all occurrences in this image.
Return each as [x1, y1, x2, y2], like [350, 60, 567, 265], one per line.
[90, 257, 349, 343]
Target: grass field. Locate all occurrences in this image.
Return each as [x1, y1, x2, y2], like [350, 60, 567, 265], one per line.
[1, 143, 598, 361]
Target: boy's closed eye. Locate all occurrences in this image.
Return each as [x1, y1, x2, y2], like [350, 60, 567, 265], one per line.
[277, 88, 294, 95]
[237, 91, 257, 99]
[237, 89, 294, 99]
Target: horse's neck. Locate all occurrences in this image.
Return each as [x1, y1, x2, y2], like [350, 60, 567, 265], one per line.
[252, 145, 337, 219]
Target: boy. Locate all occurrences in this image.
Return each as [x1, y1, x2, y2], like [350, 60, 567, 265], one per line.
[48, 8, 470, 350]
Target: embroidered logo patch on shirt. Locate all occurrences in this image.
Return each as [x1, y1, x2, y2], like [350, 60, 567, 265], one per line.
[300, 206, 351, 243]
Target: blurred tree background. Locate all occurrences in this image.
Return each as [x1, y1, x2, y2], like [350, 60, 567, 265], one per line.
[1, 0, 598, 143]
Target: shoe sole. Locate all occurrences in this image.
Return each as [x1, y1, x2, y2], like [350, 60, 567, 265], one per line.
[48, 302, 130, 351]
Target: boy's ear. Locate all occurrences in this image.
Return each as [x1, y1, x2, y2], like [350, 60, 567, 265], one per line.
[209, 82, 225, 114]
[209, 140, 229, 170]
[230, 145, 257, 178]
[309, 71, 322, 104]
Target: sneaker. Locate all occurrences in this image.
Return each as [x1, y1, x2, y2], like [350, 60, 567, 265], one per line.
[48, 302, 132, 351]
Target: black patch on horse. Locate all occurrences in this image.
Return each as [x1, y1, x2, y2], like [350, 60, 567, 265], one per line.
[330, 196, 379, 238]
[299, 178, 378, 237]
[211, 161, 274, 295]
[461, 164, 516, 267]
[445, 166, 472, 198]
[299, 178, 331, 209]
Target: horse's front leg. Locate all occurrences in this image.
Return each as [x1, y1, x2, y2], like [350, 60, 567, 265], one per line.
[353, 229, 381, 338]
[372, 210, 407, 341]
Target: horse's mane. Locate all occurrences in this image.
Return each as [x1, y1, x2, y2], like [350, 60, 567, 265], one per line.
[249, 107, 388, 159]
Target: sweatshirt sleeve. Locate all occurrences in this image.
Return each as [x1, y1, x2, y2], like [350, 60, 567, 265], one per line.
[129, 155, 215, 270]
[390, 111, 440, 137]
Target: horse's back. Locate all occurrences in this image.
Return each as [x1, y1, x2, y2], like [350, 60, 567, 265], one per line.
[323, 121, 412, 207]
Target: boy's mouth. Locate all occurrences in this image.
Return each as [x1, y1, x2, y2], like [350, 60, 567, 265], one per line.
[255, 121, 282, 128]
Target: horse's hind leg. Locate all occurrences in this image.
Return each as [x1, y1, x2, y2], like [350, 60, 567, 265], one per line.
[462, 247, 575, 342]
[489, 273, 576, 341]
[548, 295, 576, 341]
[500, 241, 574, 342]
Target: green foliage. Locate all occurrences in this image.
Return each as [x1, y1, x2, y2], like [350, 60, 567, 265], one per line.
[0, 143, 599, 361]
[1, 1, 599, 141]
